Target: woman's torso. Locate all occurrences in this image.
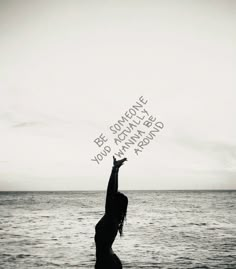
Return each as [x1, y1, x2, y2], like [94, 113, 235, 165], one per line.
[95, 214, 122, 269]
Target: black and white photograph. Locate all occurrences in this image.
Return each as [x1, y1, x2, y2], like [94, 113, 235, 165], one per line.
[0, 1, 235, 268]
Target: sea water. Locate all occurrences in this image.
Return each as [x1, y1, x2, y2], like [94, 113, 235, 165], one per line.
[0, 191, 235, 269]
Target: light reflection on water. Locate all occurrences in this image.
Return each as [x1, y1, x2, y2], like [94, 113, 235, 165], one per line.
[0, 191, 236, 268]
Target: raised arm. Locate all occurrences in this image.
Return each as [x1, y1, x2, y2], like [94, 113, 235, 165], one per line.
[105, 157, 127, 213]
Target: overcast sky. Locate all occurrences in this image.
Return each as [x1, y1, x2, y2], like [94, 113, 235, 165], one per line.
[0, 0, 235, 190]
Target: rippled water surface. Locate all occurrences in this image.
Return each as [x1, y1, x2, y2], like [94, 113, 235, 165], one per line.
[0, 191, 236, 269]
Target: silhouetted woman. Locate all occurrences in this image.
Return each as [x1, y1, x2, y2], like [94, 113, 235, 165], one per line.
[95, 156, 128, 269]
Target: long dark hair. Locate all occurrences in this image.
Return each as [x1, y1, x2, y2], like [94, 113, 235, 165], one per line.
[114, 192, 128, 236]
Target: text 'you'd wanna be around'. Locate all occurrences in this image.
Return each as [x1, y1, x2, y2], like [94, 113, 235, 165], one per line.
[91, 96, 164, 165]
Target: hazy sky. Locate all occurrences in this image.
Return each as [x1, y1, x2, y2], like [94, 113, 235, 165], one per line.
[0, 0, 235, 190]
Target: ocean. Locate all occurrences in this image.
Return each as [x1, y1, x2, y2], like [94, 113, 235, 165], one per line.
[0, 191, 235, 269]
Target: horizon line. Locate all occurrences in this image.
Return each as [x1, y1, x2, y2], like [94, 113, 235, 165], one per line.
[0, 189, 235, 192]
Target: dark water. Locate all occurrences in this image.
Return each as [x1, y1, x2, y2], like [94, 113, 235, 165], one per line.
[0, 191, 235, 269]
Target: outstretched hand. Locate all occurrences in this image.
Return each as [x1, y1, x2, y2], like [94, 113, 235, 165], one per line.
[113, 156, 127, 168]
